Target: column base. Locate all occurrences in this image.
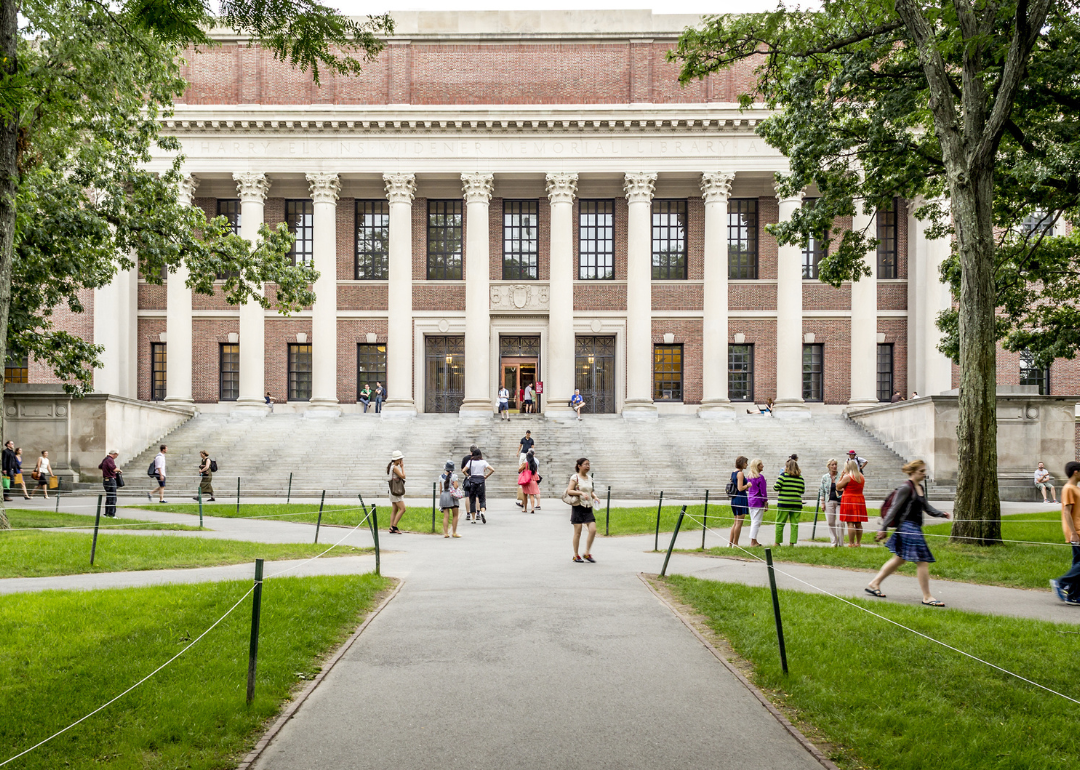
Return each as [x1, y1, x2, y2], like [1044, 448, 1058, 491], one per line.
[846, 398, 880, 412]
[304, 399, 341, 419]
[697, 400, 736, 420]
[458, 399, 494, 419]
[380, 398, 417, 417]
[621, 399, 657, 420]
[163, 396, 195, 410]
[230, 399, 270, 418]
[771, 399, 812, 419]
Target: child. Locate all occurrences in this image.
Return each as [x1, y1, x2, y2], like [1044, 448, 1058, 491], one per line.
[439, 460, 462, 538]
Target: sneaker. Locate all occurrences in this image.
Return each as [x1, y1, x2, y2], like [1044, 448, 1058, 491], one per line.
[583, 554, 596, 563]
[573, 555, 585, 563]
[1051, 579, 1068, 602]
[480, 513, 486, 524]
[535, 505, 541, 510]
[146, 492, 152, 502]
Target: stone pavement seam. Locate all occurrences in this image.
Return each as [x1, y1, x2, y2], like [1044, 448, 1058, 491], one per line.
[638, 573, 841, 770]
[236, 579, 404, 770]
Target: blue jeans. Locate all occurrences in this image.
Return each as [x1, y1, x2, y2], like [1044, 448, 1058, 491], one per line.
[1059, 544, 1080, 601]
[375, 396, 383, 413]
[360, 398, 369, 413]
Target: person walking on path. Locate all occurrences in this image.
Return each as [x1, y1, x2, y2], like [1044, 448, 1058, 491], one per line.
[498, 386, 510, 421]
[98, 450, 121, 517]
[438, 460, 462, 538]
[837, 459, 867, 546]
[515, 431, 535, 509]
[518, 450, 541, 514]
[728, 456, 750, 547]
[359, 384, 371, 413]
[773, 458, 805, 546]
[1050, 461, 1080, 604]
[147, 445, 167, 503]
[1035, 461, 1057, 504]
[570, 389, 585, 420]
[866, 459, 950, 606]
[565, 457, 600, 563]
[746, 458, 768, 547]
[2, 440, 16, 501]
[374, 382, 385, 413]
[464, 449, 494, 524]
[12, 448, 28, 498]
[461, 445, 478, 520]
[387, 450, 407, 534]
[817, 459, 844, 547]
[196, 451, 215, 501]
[31, 450, 53, 499]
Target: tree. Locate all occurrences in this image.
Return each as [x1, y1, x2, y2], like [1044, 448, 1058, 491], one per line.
[672, 0, 1075, 544]
[0, 1, 392, 529]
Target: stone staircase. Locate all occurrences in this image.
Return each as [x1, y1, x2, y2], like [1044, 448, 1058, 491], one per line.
[113, 412, 940, 502]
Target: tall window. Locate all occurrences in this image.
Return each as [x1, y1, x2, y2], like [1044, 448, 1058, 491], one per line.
[357, 343, 387, 398]
[150, 343, 167, 401]
[579, 199, 614, 279]
[877, 199, 898, 279]
[286, 200, 314, 265]
[728, 344, 754, 402]
[1019, 350, 1049, 394]
[427, 200, 463, 280]
[802, 343, 824, 402]
[729, 199, 758, 279]
[288, 344, 313, 401]
[217, 199, 241, 234]
[356, 200, 390, 279]
[801, 198, 828, 279]
[877, 344, 894, 402]
[651, 200, 687, 279]
[4, 353, 27, 384]
[653, 344, 683, 401]
[219, 344, 240, 402]
[503, 200, 539, 280]
[1022, 210, 1055, 237]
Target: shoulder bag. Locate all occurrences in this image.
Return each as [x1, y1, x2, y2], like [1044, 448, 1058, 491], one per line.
[388, 471, 405, 497]
[562, 474, 579, 506]
[115, 473, 125, 488]
[725, 471, 738, 497]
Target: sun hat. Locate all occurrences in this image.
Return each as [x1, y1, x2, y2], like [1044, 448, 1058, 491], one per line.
[444, 460, 454, 471]
[390, 450, 404, 461]
[847, 449, 857, 455]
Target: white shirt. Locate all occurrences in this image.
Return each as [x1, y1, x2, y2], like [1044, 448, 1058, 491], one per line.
[524, 386, 534, 400]
[1035, 468, 1050, 483]
[154, 453, 166, 478]
[36, 457, 52, 476]
[498, 388, 509, 404]
[465, 459, 491, 477]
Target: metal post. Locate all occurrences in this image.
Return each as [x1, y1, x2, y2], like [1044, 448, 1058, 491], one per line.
[811, 499, 821, 541]
[89, 495, 103, 565]
[654, 490, 664, 551]
[198, 486, 204, 529]
[370, 505, 381, 576]
[702, 489, 710, 549]
[246, 559, 264, 703]
[55, 492, 61, 513]
[314, 490, 326, 544]
[432, 481, 437, 534]
[287, 472, 293, 504]
[765, 549, 789, 675]
[236, 476, 241, 517]
[605, 486, 611, 537]
[660, 505, 687, 577]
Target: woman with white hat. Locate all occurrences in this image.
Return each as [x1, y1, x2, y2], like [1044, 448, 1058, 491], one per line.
[386, 450, 407, 534]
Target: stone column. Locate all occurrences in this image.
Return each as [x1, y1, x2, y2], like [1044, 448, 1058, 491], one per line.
[545, 172, 578, 417]
[623, 172, 658, 417]
[306, 172, 341, 415]
[383, 173, 417, 415]
[699, 171, 736, 419]
[774, 191, 809, 417]
[163, 174, 198, 406]
[913, 201, 954, 396]
[849, 208, 879, 406]
[234, 172, 270, 411]
[460, 172, 494, 417]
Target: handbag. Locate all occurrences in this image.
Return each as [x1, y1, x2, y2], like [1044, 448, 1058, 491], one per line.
[31, 470, 40, 481]
[13, 473, 22, 485]
[49, 476, 58, 489]
[388, 474, 405, 497]
[725, 474, 738, 497]
[115, 473, 125, 488]
[562, 474, 579, 506]
[518, 469, 532, 486]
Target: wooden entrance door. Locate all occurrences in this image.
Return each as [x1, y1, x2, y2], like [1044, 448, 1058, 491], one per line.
[501, 357, 538, 411]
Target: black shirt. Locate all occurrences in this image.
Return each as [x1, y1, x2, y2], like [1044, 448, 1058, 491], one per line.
[2, 448, 16, 475]
[519, 437, 534, 454]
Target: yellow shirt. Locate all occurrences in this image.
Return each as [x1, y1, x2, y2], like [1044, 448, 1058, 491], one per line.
[1062, 483, 1080, 542]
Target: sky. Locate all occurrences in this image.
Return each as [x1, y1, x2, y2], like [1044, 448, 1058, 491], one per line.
[327, 1, 799, 14]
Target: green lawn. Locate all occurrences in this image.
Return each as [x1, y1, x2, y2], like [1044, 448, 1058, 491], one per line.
[666, 576, 1078, 770]
[0, 531, 372, 578]
[136, 503, 444, 533]
[0, 574, 391, 769]
[5, 509, 201, 531]
[601, 503, 826, 538]
[685, 511, 1068, 590]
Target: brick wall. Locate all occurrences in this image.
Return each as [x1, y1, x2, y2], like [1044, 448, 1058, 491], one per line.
[338, 284, 388, 311]
[264, 318, 313, 404]
[758, 196, 779, 279]
[877, 283, 908, 311]
[879, 318, 908, 400]
[413, 285, 466, 311]
[336, 197, 356, 280]
[30, 289, 95, 385]
[803, 283, 850, 311]
[139, 284, 167, 311]
[192, 319, 239, 403]
[729, 319, 777, 404]
[730, 283, 777, 311]
[804, 319, 851, 404]
[652, 319, 703, 405]
[652, 284, 704, 311]
[337, 320, 389, 404]
[136, 318, 167, 401]
[574, 283, 627, 311]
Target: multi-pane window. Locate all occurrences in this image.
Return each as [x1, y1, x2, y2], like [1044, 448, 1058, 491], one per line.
[357, 343, 387, 398]
[219, 344, 239, 402]
[579, 200, 614, 279]
[877, 199, 898, 279]
[1022, 210, 1055, 237]
[729, 199, 758, 279]
[4, 354, 27, 384]
[651, 200, 687, 280]
[288, 344, 313, 401]
[217, 199, 241, 234]
[802, 198, 829, 279]
[150, 343, 167, 402]
[427, 200, 463, 280]
[356, 200, 390, 280]
[729, 344, 754, 402]
[286, 200, 314, 265]
[877, 344, 894, 402]
[653, 344, 683, 401]
[802, 344, 824, 402]
[503, 200, 539, 280]
[1020, 350, 1050, 394]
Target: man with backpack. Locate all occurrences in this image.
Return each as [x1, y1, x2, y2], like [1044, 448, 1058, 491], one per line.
[147, 444, 167, 503]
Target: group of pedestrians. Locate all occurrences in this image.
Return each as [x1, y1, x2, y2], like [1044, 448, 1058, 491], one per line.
[817, 453, 870, 547]
[2, 441, 54, 500]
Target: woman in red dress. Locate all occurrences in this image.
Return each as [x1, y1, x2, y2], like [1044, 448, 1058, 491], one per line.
[837, 459, 867, 546]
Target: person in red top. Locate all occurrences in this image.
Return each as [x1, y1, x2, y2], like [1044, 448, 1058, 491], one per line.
[1050, 461, 1080, 604]
[837, 459, 867, 546]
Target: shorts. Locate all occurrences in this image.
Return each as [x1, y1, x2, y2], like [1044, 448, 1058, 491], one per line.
[498, 402, 508, 412]
[571, 505, 595, 525]
[157, 477, 167, 488]
[1036, 481, 1053, 491]
[389, 491, 404, 503]
[523, 399, 533, 407]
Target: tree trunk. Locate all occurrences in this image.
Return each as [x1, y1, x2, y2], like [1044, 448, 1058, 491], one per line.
[949, 162, 1001, 545]
[0, 0, 16, 529]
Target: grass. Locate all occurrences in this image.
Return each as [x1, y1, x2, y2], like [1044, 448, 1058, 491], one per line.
[686, 511, 1068, 590]
[665, 576, 1079, 770]
[4, 509, 201, 531]
[0, 574, 391, 769]
[134, 503, 445, 534]
[601, 503, 826, 537]
[0, 531, 372, 578]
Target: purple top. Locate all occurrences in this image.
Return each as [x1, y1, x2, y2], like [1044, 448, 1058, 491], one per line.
[747, 475, 768, 507]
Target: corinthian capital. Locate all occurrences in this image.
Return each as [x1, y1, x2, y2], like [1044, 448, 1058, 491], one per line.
[623, 172, 657, 204]
[545, 172, 578, 205]
[233, 172, 271, 203]
[775, 189, 805, 206]
[383, 173, 417, 204]
[461, 172, 494, 204]
[306, 172, 340, 204]
[177, 174, 199, 206]
[700, 172, 735, 204]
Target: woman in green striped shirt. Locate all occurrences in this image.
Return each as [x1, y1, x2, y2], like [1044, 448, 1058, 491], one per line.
[773, 458, 805, 545]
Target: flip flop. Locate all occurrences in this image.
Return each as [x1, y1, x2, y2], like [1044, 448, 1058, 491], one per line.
[864, 587, 886, 598]
[921, 599, 945, 607]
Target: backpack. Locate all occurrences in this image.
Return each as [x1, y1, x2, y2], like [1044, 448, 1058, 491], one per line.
[209, 459, 218, 473]
[147, 460, 156, 477]
[880, 481, 913, 529]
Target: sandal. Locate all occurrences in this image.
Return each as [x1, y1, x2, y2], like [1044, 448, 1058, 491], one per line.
[864, 587, 886, 598]
[921, 599, 945, 607]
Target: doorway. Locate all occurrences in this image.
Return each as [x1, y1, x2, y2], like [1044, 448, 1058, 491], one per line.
[575, 335, 616, 414]
[499, 336, 540, 413]
[425, 335, 465, 413]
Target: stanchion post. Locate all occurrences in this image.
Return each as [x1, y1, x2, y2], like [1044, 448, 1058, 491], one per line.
[236, 476, 241, 517]
[605, 486, 611, 537]
[89, 495, 103, 565]
[198, 486, 204, 529]
[370, 504, 381, 576]
[660, 505, 687, 577]
[764, 548, 789, 675]
[314, 489, 326, 544]
[287, 472, 293, 504]
[653, 490, 664, 551]
[702, 489, 710, 549]
[55, 492, 61, 513]
[811, 499, 821, 541]
[431, 482, 436, 534]
[246, 558, 264, 704]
